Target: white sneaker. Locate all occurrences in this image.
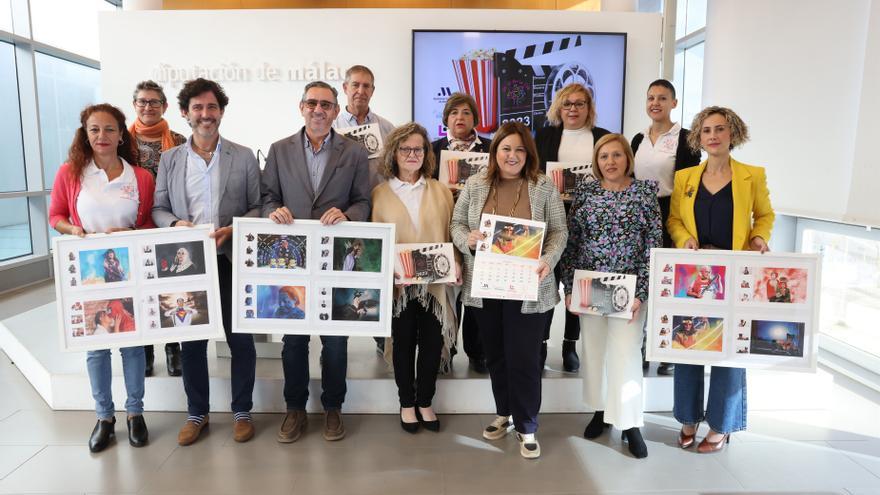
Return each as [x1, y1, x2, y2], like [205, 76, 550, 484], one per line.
[482, 415, 513, 440]
[516, 432, 541, 459]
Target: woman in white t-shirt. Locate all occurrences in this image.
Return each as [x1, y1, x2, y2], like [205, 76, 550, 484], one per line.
[48, 103, 156, 453]
[535, 83, 611, 374]
[630, 80, 703, 376]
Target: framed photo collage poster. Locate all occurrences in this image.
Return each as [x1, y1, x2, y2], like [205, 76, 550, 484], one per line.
[232, 218, 395, 337]
[53, 225, 223, 352]
[646, 248, 821, 372]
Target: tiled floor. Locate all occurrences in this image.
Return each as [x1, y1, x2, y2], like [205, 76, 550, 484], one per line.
[1, 346, 879, 494]
[1, 283, 880, 494]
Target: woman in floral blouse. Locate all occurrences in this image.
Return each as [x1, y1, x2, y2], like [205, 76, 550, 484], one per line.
[560, 133, 662, 459]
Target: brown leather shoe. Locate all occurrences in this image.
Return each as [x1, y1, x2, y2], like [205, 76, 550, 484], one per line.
[323, 409, 345, 441]
[277, 410, 307, 443]
[233, 419, 255, 443]
[177, 416, 209, 446]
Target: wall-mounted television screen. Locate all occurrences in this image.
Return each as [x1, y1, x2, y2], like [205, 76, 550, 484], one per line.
[413, 30, 627, 142]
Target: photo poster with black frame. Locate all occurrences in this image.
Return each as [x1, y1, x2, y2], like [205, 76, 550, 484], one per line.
[437, 150, 490, 191]
[335, 122, 384, 159]
[646, 248, 821, 372]
[471, 213, 546, 301]
[232, 217, 395, 337]
[395, 243, 456, 285]
[412, 30, 627, 142]
[570, 270, 637, 319]
[53, 225, 223, 352]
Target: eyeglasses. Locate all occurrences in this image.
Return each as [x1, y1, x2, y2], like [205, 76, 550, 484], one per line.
[562, 101, 587, 110]
[398, 147, 425, 157]
[134, 98, 164, 108]
[302, 99, 336, 111]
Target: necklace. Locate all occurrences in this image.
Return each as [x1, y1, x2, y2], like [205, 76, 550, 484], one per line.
[192, 140, 216, 158]
[490, 177, 525, 216]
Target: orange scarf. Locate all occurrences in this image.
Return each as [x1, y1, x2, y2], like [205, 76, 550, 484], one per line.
[130, 118, 177, 151]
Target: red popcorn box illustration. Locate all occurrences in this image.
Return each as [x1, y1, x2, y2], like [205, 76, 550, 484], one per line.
[551, 169, 564, 194]
[446, 159, 459, 185]
[399, 250, 415, 279]
[452, 55, 497, 134]
[578, 278, 592, 309]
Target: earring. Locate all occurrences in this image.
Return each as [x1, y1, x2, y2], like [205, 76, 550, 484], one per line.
[118, 138, 124, 145]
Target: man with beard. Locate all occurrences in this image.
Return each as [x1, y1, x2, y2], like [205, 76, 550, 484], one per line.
[152, 78, 260, 446]
[263, 80, 370, 444]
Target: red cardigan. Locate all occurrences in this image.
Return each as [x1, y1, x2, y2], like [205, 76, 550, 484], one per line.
[49, 162, 157, 231]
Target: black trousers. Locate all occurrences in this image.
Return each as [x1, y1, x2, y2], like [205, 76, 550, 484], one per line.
[180, 255, 256, 415]
[392, 297, 443, 408]
[472, 299, 549, 434]
[544, 264, 581, 342]
[457, 295, 484, 360]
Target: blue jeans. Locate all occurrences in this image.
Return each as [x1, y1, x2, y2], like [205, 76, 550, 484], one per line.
[86, 346, 145, 420]
[673, 364, 747, 434]
[282, 334, 348, 411]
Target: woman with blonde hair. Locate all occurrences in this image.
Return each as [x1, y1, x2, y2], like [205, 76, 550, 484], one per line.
[668, 106, 774, 453]
[372, 122, 461, 433]
[535, 83, 611, 372]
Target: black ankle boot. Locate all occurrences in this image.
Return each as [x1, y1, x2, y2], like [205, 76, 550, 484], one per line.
[144, 345, 154, 377]
[539, 341, 548, 370]
[562, 339, 580, 373]
[89, 417, 116, 453]
[583, 411, 610, 439]
[166, 343, 182, 376]
[127, 415, 149, 447]
[622, 427, 648, 458]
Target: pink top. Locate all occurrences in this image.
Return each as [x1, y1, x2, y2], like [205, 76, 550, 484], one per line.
[49, 162, 157, 231]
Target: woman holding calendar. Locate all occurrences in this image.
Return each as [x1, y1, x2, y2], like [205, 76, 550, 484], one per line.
[450, 121, 567, 459]
[559, 133, 662, 459]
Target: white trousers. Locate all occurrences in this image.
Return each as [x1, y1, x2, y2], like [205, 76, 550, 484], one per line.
[580, 309, 646, 430]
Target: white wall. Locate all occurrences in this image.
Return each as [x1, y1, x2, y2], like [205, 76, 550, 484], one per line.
[702, 0, 876, 226]
[98, 9, 661, 159]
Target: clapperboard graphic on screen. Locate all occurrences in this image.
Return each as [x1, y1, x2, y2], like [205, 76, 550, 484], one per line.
[494, 35, 596, 132]
[570, 270, 637, 319]
[438, 150, 490, 190]
[336, 123, 383, 159]
[395, 243, 456, 285]
[546, 162, 596, 200]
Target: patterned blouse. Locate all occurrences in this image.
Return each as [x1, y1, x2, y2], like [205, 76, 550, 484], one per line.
[560, 178, 662, 302]
[135, 131, 186, 178]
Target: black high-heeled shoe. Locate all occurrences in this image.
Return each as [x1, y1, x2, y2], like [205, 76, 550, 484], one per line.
[400, 408, 419, 434]
[583, 411, 611, 439]
[416, 407, 440, 432]
[621, 427, 648, 458]
[127, 415, 149, 447]
[89, 417, 116, 453]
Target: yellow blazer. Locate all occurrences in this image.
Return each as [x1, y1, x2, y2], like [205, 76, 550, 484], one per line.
[667, 158, 774, 251]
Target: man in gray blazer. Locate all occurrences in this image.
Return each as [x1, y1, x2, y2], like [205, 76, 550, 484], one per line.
[152, 78, 260, 447]
[262, 80, 371, 444]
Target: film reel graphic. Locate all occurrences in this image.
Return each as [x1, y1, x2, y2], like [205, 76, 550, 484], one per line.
[398, 244, 451, 281]
[577, 275, 630, 315]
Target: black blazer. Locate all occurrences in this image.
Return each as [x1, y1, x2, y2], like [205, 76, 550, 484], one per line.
[430, 136, 492, 180]
[534, 125, 610, 172]
[630, 127, 702, 175]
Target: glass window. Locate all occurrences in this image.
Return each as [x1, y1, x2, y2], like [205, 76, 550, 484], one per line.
[801, 229, 880, 360]
[1, 41, 26, 192]
[30, 0, 115, 60]
[675, 0, 707, 39]
[0, 197, 33, 262]
[680, 42, 704, 129]
[672, 49, 685, 124]
[36, 52, 100, 190]
[0, 0, 12, 33]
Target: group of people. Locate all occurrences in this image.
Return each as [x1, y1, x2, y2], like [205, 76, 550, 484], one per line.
[48, 64, 774, 460]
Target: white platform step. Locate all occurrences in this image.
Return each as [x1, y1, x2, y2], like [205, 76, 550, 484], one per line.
[0, 303, 831, 414]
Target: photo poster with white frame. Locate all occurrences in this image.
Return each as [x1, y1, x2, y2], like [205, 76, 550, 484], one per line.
[471, 213, 546, 302]
[53, 225, 223, 353]
[570, 270, 637, 319]
[438, 150, 490, 191]
[546, 161, 595, 202]
[646, 248, 821, 372]
[232, 217, 395, 337]
[395, 243, 456, 285]
[335, 122, 384, 159]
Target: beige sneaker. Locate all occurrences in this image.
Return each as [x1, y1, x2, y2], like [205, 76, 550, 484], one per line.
[323, 409, 345, 441]
[516, 432, 541, 459]
[177, 415, 209, 446]
[482, 415, 513, 440]
[277, 410, 307, 443]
